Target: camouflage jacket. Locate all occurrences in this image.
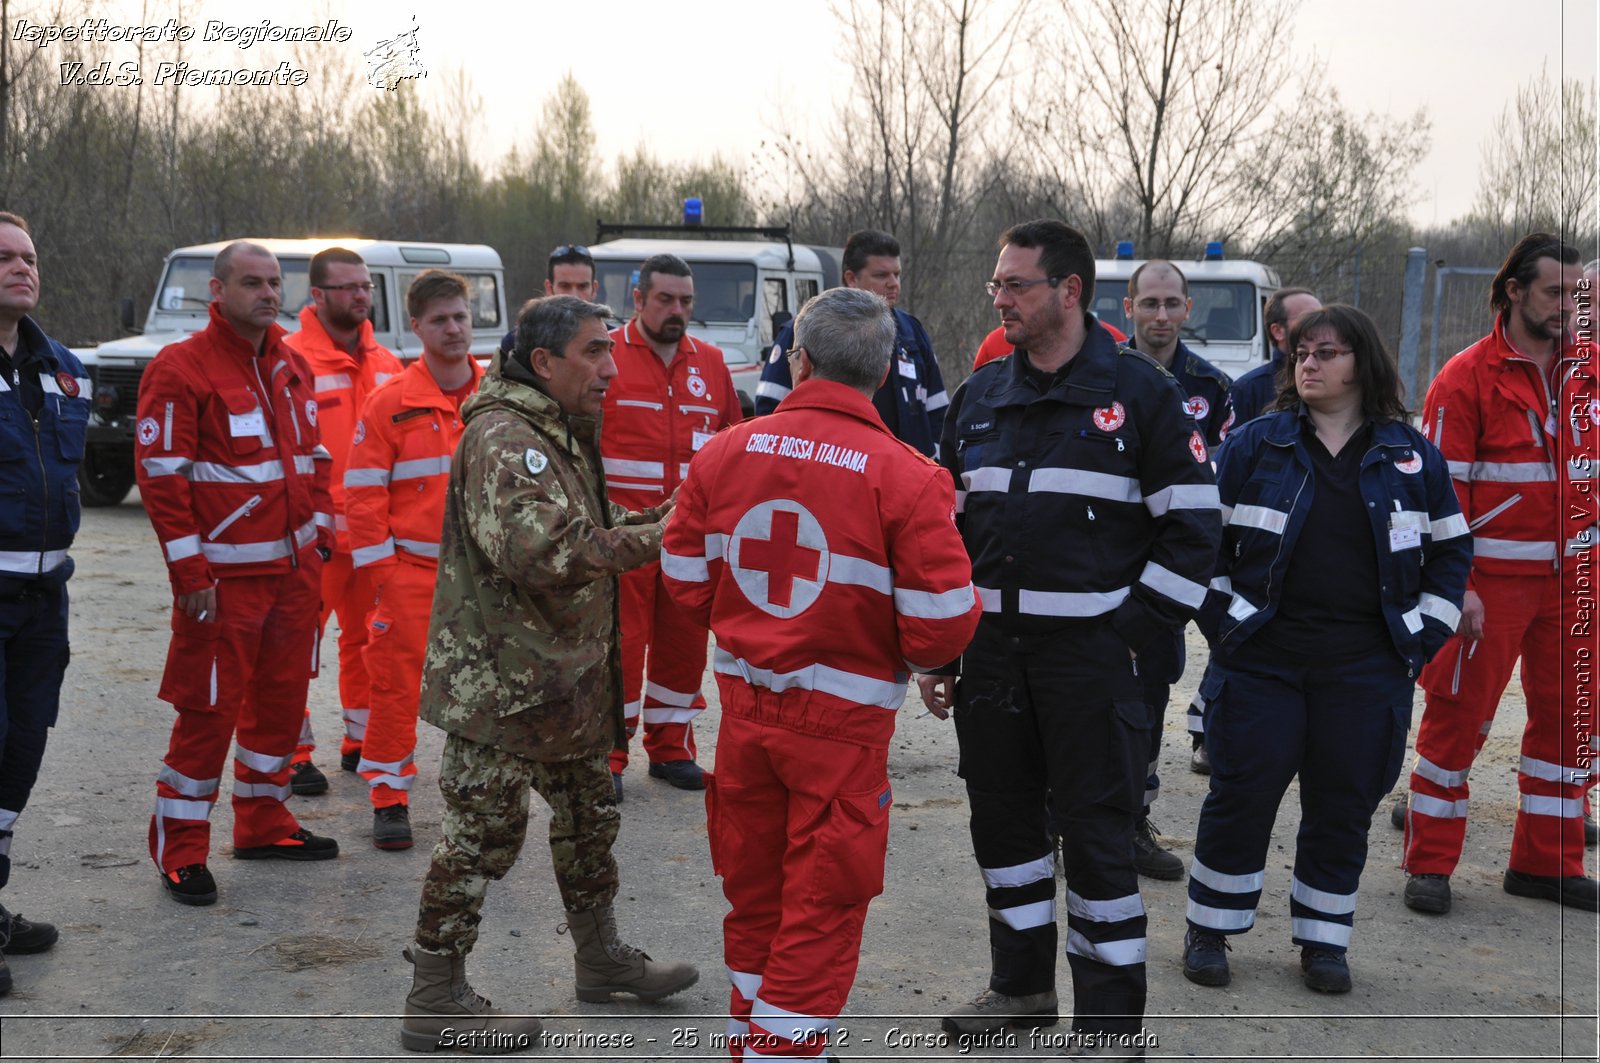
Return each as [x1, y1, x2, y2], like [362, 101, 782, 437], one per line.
[419, 355, 665, 762]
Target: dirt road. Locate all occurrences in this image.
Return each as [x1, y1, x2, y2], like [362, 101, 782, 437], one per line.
[1, 496, 1595, 1061]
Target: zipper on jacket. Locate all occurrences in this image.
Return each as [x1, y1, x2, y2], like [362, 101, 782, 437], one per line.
[1432, 405, 1445, 449]
[208, 493, 264, 540]
[30, 406, 48, 577]
[1468, 492, 1523, 531]
[1449, 642, 1465, 696]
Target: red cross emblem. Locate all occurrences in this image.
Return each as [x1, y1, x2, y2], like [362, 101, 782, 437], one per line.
[730, 500, 830, 618]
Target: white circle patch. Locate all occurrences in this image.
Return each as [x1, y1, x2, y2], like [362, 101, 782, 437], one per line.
[729, 499, 830, 619]
[352, 419, 367, 447]
[305, 399, 318, 427]
[1184, 395, 1210, 421]
[137, 417, 160, 446]
[525, 448, 548, 475]
[687, 374, 708, 398]
[1394, 453, 1423, 474]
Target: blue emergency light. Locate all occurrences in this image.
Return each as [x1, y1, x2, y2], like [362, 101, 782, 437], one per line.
[1204, 241, 1224, 260]
[1116, 240, 1135, 260]
[683, 197, 703, 226]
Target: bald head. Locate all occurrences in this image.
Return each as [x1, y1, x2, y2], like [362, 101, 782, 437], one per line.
[213, 241, 275, 283]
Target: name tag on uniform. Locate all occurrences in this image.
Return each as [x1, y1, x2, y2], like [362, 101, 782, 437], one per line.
[229, 408, 267, 438]
[1388, 512, 1422, 552]
[898, 357, 917, 380]
[692, 430, 714, 451]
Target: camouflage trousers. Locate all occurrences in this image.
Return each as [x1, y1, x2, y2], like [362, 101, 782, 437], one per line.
[415, 735, 620, 955]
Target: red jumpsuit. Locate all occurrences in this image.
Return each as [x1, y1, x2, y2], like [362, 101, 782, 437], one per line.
[343, 358, 480, 808]
[1404, 318, 1597, 878]
[662, 379, 980, 1060]
[601, 320, 741, 773]
[284, 307, 402, 763]
[135, 305, 334, 872]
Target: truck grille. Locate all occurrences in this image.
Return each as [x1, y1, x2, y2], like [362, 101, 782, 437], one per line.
[95, 364, 146, 423]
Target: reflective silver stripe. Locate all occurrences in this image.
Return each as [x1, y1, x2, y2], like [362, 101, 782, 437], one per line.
[961, 466, 1012, 493]
[234, 781, 292, 801]
[608, 480, 661, 493]
[141, 455, 193, 478]
[311, 444, 332, 461]
[622, 698, 642, 722]
[751, 997, 833, 1040]
[315, 373, 353, 393]
[727, 1019, 750, 1039]
[713, 648, 906, 710]
[39, 373, 91, 397]
[1468, 492, 1523, 530]
[828, 554, 892, 593]
[926, 389, 949, 411]
[1064, 928, 1146, 966]
[374, 372, 395, 385]
[206, 494, 262, 540]
[954, 490, 967, 514]
[642, 706, 700, 725]
[392, 456, 451, 481]
[1190, 857, 1264, 894]
[1518, 755, 1589, 785]
[661, 548, 708, 582]
[1066, 888, 1145, 924]
[602, 457, 666, 479]
[895, 583, 977, 619]
[1291, 917, 1351, 947]
[1411, 793, 1469, 819]
[975, 585, 1002, 611]
[189, 456, 317, 484]
[1226, 592, 1259, 622]
[1400, 607, 1423, 634]
[1519, 794, 1584, 817]
[1413, 755, 1469, 788]
[201, 518, 319, 564]
[1138, 561, 1208, 609]
[155, 797, 214, 821]
[235, 745, 293, 774]
[163, 535, 203, 562]
[614, 399, 663, 411]
[1471, 460, 1554, 482]
[1208, 575, 1232, 595]
[1417, 593, 1462, 631]
[0, 548, 69, 574]
[727, 967, 763, 1000]
[365, 774, 414, 790]
[1017, 586, 1132, 617]
[980, 856, 1055, 890]
[158, 765, 219, 798]
[988, 899, 1055, 931]
[395, 538, 440, 558]
[358, 753, 414, 774]
[1446, 459, 1472, 480]
[1291, 876, 1357, 915]
[754, 380, 790, 402]
[679, 404, 719, 417]
[1028, 467, 1140, 504]
[0, 836, 9, 857]
[1229, 504, 1288, 534]
[1430, 512, 1470, 540]
[314, 511, 334, 530]
[345, 467, 391, 488]
[1186, 899, 1255, 931]
[0, 808, 17, 832]
[1472, 537, 1557, 561]
[351, 538, 396, 567]
[645, 681, 700, 708]
[1144, 482, 1220, 516]
[679, 463, 691, 480]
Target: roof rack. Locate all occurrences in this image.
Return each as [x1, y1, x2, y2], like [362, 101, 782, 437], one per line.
[594, 220, 796, 271]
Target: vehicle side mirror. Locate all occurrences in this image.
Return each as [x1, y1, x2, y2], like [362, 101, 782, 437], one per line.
[120, 297, 138, 332]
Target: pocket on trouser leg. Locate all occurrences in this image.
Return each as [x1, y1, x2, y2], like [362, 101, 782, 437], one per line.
[807, 782, 893, 906]
[1106, 699, 1150, 814]
[703, 770, 726, 877]
[1380, 702, 1413, 796]
[158, 610, 223, 710]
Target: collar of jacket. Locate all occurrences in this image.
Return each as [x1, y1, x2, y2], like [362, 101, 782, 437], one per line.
[982, 314, 1120, 407]
[773, 377, 893, 432]
[1126, 336, 1223, 384]
[467, 350, 597, 456]
[203, 302, 290, 366]
[1268, 403, 1410, 467]
[294, 304, 383, 367]
[401, 355, 482, 411]
[14, 315, 65, 370]
[618, 319, 699, 362]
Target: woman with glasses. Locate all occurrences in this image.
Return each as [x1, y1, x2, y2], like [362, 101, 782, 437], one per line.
[1179, 305, 1471, 994]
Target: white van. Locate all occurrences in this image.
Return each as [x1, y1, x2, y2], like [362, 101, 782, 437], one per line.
[76, 238, 507, 505]
[1091, 254, 1281, 381]
[588, 231, 841, 416]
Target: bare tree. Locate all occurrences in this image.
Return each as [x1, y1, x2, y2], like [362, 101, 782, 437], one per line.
[1472, 66, 1598, 245]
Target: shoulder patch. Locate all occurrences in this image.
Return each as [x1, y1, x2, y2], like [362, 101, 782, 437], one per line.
[1189, 430, 1208, 463]
[525, 448, 548, 475]
[137, 416, 160, 446]
[353, 419, 367, 446]
[1394, 452, 1423, 475]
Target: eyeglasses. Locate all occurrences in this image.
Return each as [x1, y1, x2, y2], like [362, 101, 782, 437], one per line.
[786, 345, 807, 363]
[1293, 345, 1353, 363]
[316, 282, 374, 294]
[985, 276, 1062, 298]
[1134, 298, 1186, 313]
[550, 244, 590, 259]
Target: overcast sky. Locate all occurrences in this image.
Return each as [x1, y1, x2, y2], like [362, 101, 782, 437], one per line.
[27, 0, 1600, 227]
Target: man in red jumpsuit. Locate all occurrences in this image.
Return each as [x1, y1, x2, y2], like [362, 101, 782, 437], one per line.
[602, 254, 742, 796]
[1402, 233, 1599, 913]
[662, 287, 981, 1061]
[136, 241, 340, 907]
[284, 247, 402, 795]
[345, 270, 482, 850]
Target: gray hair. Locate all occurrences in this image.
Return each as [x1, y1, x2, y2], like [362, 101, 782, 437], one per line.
[793, 287, 894, 392]
[514, 295, 613, 362]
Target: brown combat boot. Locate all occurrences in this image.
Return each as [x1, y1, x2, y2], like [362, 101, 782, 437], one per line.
[564, 906, 699, 1003]
[399, 944, 543, 1054]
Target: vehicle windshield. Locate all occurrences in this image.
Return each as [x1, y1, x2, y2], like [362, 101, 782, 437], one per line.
[594, 260, 759, 325]
[1093, 280, 1258, 344]
[157, 255, 311, 321]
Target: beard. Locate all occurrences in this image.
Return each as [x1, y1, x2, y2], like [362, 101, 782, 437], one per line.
[326, 303, 370, 331]
[641, 317, 686, 345]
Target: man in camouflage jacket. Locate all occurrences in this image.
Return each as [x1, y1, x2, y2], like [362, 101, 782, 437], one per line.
[399, 296, 698, 1055]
